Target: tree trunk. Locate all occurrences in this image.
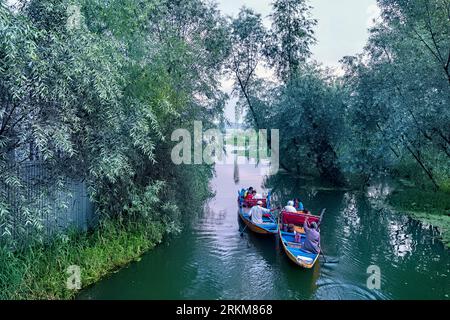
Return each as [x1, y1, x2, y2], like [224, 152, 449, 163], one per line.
[313, 140, 346, 187]
[402, 135, 440, 190]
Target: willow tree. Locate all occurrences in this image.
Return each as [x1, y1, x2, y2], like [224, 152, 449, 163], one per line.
[265, 0, 317, 81]
[264, 1, 346, 184]
[342, 0, 450, 189]
[227, 7, 267, 128]
[0, 0, 231, 246]
[1, 0, 129, 243]
[267, 66, 348, 185]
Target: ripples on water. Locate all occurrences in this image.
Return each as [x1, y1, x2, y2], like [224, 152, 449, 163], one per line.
[78, 155, 450, 300]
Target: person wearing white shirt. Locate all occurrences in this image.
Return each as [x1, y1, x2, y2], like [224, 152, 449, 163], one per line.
[284, 200, 297, 213]
[249, 201, 272, 224]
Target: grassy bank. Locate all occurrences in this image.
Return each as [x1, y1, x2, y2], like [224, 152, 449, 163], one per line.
[0, 219, 164, 300]
[387, 188, 450, 248]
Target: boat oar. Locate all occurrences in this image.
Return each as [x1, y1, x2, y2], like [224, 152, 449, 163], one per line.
[240, 224, 248, 237]
[318, 208, 326, 227]
[319, 248, 339, 264]
[316, 208, 338, 264]
[319, 249, 328, 263]
[268, 206, 282, 220]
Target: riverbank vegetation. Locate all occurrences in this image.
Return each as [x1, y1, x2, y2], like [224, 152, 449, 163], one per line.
[1, 0, 449, 300]
[387, 188, 450, 247]
[228, 0, 449, 245]
[1, 0, 225, 298]
[0, 218, 164, 299]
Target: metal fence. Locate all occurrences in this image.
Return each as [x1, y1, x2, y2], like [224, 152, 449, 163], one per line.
[1, 162, 96, 244]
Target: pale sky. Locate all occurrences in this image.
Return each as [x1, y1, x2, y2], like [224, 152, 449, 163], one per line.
[216, 0, 379, 122]
[217, 0, 379, 69]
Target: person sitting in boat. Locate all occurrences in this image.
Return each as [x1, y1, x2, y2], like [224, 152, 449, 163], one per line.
[244, 187, 254, 198]
[303, 218, 320, 254]
[245, 190, 257, 200]
[294, 198, 305, 211]
[249, 200, 272, 224]
[284, 200, 297, 213]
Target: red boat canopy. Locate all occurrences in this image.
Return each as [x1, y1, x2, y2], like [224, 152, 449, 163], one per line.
[281, 211, 320, 226]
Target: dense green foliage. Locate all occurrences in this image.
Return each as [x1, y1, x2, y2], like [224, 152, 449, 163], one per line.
[1, 0, 227, 298]
[341, 0, 450, 190]
[229, 0, 347, 185]
[0, 0, 228, 247]
[387, 187, 450, 247]
[230, 0, 449, 193]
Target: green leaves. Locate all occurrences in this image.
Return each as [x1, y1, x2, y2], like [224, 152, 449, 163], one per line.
[1, 0, 227, 247]
[229, 8, 266, 80]
[264, 65, 347, 185]
[340, 0, 450, 188]
[266, 0, 317, 81]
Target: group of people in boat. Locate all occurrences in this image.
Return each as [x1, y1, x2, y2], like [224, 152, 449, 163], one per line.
[242, 187, 320, 254]
[282, 200, 320, 254]
[279, 200, 322, 254]
[242, 186, 264, 201]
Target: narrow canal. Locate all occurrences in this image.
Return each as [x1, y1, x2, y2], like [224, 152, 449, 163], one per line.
[78, 154, 449, 300]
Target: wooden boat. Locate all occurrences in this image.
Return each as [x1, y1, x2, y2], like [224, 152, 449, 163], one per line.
[278, 210, 324, 268]
[238, 207, 278, 235]
[237, 190, 278, 235]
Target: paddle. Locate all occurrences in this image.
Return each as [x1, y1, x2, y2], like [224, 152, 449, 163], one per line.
[319, 249, 339, 264]
[319, 249, 328, 263]
[239, 225, 252, 248]
[314, 208, 339, 265]
[265, 207, 281, 222]
[318, 208, 326, 227]
[239, 224, 248, 237]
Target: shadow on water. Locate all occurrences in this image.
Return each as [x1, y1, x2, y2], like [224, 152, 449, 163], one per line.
[78, 159, 450, 300]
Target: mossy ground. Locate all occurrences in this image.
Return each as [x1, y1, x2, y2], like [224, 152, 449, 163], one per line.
[387, 187, 450, 248]
[0, 219, 164, 300]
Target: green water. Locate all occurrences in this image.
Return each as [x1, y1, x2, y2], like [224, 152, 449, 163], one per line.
[78, 160, 449, 300]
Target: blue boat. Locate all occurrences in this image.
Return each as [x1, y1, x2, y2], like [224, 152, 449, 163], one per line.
[279, 230, 320, 268]
[278, 210, 324, 268]
[237, 190, 278, 235]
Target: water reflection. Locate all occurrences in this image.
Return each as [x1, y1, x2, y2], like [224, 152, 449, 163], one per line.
[264, 173, 450, 300]
[341, 193, 361, 237]
[78, 157, 450, 300]
[387, 220, 414, 258]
